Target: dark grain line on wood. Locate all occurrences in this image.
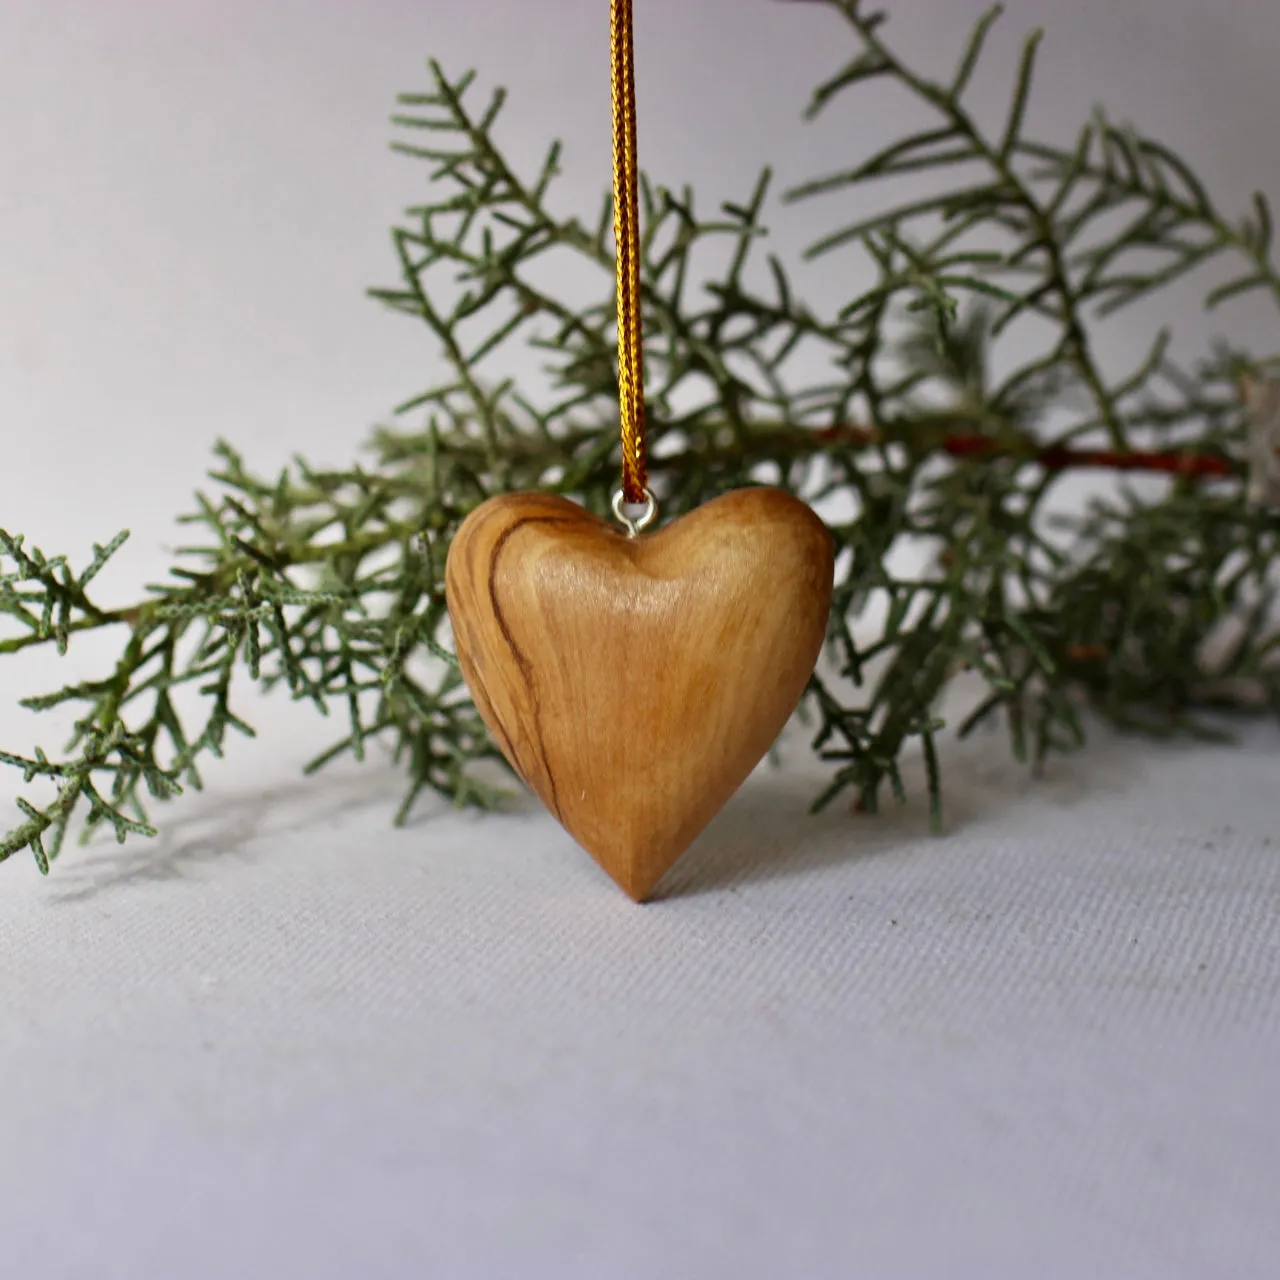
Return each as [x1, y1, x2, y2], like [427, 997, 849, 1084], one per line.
[485, 514, 575, 823]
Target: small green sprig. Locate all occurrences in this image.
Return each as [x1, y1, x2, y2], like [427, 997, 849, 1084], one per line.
[0, 443, 505, 872]
[3, 1, 1279, 875]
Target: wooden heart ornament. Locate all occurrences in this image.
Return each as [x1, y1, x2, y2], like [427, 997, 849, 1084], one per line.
[444, 487, 835, 901]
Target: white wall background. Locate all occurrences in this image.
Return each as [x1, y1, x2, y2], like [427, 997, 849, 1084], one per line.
[2, 0, 1280, 786]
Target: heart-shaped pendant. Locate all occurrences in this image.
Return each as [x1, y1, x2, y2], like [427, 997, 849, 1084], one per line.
[444, 486, 834, 900]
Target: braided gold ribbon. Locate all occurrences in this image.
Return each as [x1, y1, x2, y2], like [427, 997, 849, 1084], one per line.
[610, 0, 647, 506]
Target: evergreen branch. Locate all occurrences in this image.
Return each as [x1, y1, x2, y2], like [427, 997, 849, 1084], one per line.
[4, 4, 1279, 876]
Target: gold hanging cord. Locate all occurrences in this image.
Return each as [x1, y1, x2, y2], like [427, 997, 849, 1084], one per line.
[610, 0, 648, 508]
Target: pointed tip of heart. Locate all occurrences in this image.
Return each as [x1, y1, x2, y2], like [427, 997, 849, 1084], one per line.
[597, 856, 668, 904]
[618, 872, 662, 905]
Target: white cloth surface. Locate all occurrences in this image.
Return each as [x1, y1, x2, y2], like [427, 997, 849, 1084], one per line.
[1, 720, 1277, 1279]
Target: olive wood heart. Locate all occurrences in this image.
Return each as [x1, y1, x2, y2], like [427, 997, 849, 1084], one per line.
[444, 487, 834, 901]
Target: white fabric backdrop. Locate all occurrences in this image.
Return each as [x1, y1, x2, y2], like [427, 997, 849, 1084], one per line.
[3, 719, 1279, 1277]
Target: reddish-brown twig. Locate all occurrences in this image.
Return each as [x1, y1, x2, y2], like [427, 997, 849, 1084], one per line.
[815, 425, 1241, 479]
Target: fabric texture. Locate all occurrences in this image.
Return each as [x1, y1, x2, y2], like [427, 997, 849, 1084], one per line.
[2, 717, 1277, 1279]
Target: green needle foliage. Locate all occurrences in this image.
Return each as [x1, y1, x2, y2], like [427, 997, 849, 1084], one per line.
[3, 0, 1279, 875]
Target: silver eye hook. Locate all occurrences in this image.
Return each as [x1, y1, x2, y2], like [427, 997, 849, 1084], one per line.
[611, 487, 658, 537]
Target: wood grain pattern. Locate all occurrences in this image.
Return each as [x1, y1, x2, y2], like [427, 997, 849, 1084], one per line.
[444, 487, 835, 901]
